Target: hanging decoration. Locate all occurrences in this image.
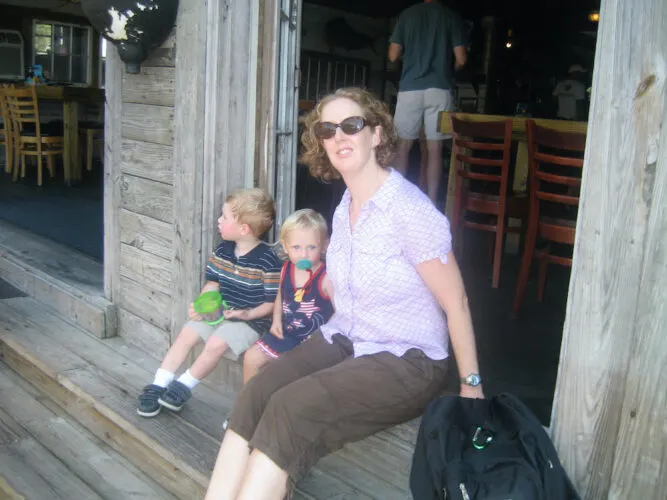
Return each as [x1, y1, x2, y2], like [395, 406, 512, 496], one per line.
[81, 0, 178, 74]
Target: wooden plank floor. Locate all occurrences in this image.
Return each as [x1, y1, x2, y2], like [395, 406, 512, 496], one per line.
[0, 362, 176, 499]
[0, 295, 418, 499]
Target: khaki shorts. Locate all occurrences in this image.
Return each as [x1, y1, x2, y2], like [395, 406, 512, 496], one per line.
[394, 88, 453, 140]
[228, 331, 449, 481]
[186, 320, 259, 360]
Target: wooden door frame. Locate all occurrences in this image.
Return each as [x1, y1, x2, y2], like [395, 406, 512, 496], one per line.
[550, 0, 667, 496]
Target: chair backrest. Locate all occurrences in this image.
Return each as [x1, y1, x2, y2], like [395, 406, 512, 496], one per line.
[525, 120, 587, 209]
[4, 86, 42, 136]
[450, 115, 513, 197]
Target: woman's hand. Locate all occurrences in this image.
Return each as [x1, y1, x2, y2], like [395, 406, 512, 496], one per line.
[460, 385, 485, 399]
[224, 309, 249, 321]
[188, 302, 202, 321]
[270, 321, 284, 339]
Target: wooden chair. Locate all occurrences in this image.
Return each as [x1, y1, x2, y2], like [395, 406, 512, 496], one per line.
[79, 103, 104, 173]
[5, 86, 64, 186]
[450, 115, 528, 288]
[0, 86, 15, 174]
[511, 120, 587, 316]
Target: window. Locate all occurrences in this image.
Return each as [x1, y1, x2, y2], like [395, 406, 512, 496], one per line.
[33, 20, 92, 85]
[99, 38, 107, 88]
[0, 29, 25, 80]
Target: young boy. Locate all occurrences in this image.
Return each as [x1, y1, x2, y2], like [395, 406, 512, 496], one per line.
[137, 188, 282, 417]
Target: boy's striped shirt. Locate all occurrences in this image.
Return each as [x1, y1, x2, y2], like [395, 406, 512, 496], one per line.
[205, 240, 282, 333]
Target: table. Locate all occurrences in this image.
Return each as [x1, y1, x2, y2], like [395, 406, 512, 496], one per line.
[438, 112, 588, 218]
[35, 86, 105, 183]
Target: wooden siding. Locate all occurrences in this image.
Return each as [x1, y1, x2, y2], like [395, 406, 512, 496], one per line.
[106, 1, 259, 358]
[106, 32, 176, 350]
[551, 0, 667, 497]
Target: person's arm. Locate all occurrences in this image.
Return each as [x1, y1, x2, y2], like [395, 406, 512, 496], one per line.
[388, 42, 402, 63]
[322, 274, 335, 309]
[224, 301, 274, 321]
[416, 253, 483, 399]
[453, 45, 467, 70]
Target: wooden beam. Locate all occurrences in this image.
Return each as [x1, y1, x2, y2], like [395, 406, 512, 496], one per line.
[200, 0, 261, 255]
[104, 45, 122, 303]
[551, 0, 667, 497]
[171, 4, 207, 341]
[120, 138, 174, 185]
[121, 103, 174, 146]
[122, 66, 176, 107]
[120, 174, 173, 223]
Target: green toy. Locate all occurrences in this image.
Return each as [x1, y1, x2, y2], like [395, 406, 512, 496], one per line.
[193, 291, 229, 326]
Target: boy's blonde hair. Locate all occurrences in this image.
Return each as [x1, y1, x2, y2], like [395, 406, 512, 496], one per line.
[280, 209, 328, 246]
[225, 188, 275, 237]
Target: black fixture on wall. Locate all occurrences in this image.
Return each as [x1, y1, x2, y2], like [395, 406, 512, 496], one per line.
[81, 0, 178, 74]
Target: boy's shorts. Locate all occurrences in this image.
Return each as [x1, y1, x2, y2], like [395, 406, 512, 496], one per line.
[186, 320, 259, 360]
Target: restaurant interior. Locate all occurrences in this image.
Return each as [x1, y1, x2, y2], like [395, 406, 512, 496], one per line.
[0, 0, 600, 424]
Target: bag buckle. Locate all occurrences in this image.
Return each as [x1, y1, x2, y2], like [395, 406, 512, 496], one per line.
[472, 426, 494, 450]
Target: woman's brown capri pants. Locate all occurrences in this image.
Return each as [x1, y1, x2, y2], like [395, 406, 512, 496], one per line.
[227, 331, 448, 481]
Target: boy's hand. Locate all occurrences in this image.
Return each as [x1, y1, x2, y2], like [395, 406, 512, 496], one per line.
[224, 309, 249, 321]
[188, 302, 202, 321]
[270, 321, 283, 339]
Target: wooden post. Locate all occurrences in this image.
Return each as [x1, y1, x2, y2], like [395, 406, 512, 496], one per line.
[171, 1, 207, 339]
[550, 0, 666, 497]
[103, 48, 122, 302]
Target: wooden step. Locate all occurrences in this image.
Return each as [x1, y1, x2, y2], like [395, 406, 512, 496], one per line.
[0, 362, 177, 499]
[0, 296, 419, 499]
[0, 220, 116, 339]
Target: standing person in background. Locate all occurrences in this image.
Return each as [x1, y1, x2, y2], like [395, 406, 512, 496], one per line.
[388, 0, 467, 203]
[553, 65, 588, 121]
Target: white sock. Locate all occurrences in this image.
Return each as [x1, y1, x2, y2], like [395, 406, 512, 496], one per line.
[152, 368, 175, 388]
[177, 369, 201, 390]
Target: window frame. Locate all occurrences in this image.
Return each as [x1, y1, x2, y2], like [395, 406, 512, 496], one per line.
[32, 19, 93, 86]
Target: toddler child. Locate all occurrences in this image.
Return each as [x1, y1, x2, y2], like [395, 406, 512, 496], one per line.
[242, 209, 335, 383]
[137, 188, 282, 417]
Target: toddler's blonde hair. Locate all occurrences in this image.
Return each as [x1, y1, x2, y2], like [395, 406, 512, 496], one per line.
[280, 209, 328, 248]
[225, 188, 275, 237]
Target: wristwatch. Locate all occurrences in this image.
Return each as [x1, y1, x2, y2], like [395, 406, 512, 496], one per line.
[460, 373, 482, 387]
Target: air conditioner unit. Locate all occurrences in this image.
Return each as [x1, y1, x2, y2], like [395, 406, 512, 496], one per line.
[0, 30, 25, 81]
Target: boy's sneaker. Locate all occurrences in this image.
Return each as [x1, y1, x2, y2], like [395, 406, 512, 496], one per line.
[158, 380, 192, 412]
[137, 384, 167, 417]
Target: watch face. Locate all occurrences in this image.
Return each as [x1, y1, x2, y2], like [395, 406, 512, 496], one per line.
[467, 374, 481, 386]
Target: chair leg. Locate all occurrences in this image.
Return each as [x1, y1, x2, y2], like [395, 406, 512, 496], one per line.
[491, 215, 506, 289]
[512, 222, 537, 317]
[47, 155, 55, 178]
[37, 155, 44, 186]
[20, 154, 26, 179]
[87, 131, 94, 172]
[537, 255, 549, 303]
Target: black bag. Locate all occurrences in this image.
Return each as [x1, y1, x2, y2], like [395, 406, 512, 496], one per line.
[410, 393, 580, 500]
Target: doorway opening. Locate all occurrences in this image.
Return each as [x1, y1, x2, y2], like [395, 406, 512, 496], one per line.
[273, 0, 600, 425]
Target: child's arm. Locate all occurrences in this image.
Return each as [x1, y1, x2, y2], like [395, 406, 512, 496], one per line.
[223, 301, 274, 321]
[269, 290, 283, 339]
[188, 281, 220, 320]
[322, 275, 335, 310]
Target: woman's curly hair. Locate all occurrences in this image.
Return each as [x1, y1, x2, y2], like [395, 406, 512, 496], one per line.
[299, 87, 398, 182]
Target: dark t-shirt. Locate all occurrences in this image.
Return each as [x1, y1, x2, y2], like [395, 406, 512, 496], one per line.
[390, 2, 466, 92]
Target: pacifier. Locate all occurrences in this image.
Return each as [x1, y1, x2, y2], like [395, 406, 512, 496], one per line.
[296, 259, 313, 270]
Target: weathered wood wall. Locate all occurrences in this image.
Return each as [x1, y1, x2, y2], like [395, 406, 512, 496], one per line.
[105, 28, 177, 357]
[105, 0, 260, 361]
[550, 0, 666, 497]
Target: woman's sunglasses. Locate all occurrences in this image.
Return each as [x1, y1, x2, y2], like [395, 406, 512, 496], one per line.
[314, 116, 368, 140]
